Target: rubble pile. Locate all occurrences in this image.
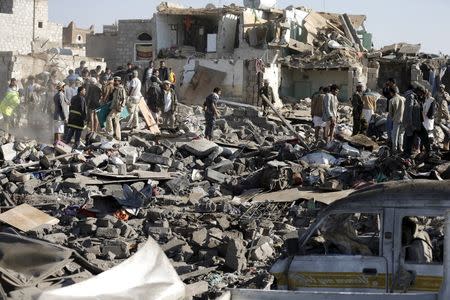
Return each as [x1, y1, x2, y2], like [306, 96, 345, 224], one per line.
[1, 100, 450, 298]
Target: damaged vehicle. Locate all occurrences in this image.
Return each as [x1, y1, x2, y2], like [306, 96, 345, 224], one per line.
[267, 180, 450, 297]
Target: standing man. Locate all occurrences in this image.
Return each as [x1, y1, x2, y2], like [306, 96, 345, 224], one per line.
[0, 79, 20, 132]
[351, 83, 364, 135]
[158, 61, 169, 82]
[142, 61, 154, 93]
[204, 87, 221, 140]
[388, 87, 405, 153]
[422, 90, 436, 150]
[101, 77, 115, 104]
[53, 81, 69, 143]
[362, 88, 378, 126]
[435, 84, 450, 125]
[147, 76, 162, 123]
[65, 86, 87, 148]
[86, 78, 102, 133]
[106, 77, 127, 140]
[259, 79, 275, 116]
[127, 70, 142, 130]
[311, 87, 326, 141]
[323, 84, 339, 143]
[161, 80, 177, 130]
[75, 61, 86, 76]
[25, 76, 45, 127]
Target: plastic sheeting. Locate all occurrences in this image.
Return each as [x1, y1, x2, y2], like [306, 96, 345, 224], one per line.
[38, 238, 186, 300]
[301, 151, 337, 166]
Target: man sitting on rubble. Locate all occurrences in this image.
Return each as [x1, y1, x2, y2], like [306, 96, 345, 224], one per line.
[351, 83, 364, 135]
[259, 79, 275, 116]
[311, 87, 326, 141]
[323, 84, 339, 143]
[402, 217, 433, 263]
[65, 86, 87, 149]
[106, 76, 127, 141]
[160, 80, 178, 131]
[204, 87, 221, 140]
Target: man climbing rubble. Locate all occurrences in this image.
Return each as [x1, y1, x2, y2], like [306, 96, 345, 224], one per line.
[204, 87, 221, 140]
[259, 79, 275, 116]
[436, 84, 450, 150]
[311, 87, 326, 141]
[106, 76, 127, 141]
[351, 83, 364, 136]
[323, 84, 339, 143]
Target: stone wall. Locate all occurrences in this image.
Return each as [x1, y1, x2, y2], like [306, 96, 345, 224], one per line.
[0, 0, 62, 55]
[86, 33, 118, 67]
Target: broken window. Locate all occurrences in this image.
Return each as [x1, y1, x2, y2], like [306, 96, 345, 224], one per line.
[401, 216, 444, 264]
[304, 212, 381, 256]
[0, 0, 13, 14]
[137, 33, 152, 41]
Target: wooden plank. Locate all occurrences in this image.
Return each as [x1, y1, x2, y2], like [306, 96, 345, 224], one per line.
[0, 204, 59, 232]
[261, 95, 310, 151]
[138, 98, 160, 134]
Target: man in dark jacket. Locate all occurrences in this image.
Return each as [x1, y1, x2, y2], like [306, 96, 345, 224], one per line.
[158, 61, 169, 82]
[259, 79, 275, 116]
[403, 85, 430, 158]
[351, 83, 364, 135]
[146, 75, 162, 122]
[65, 86, 87, 148]
[53, 81, 70, 144]
[204, 87, 221, 140]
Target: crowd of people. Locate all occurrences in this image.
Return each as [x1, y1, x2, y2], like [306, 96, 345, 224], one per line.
[311, 78, 450, 158]
[0, 60, 184, 148]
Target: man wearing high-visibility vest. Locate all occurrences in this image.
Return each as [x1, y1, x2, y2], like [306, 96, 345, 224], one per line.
[0, 79, 20, 132]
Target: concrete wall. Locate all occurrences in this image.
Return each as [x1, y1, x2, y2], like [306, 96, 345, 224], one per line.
[178, 58, 244, 104]
[86, 33, 118, 67]
[0, 0, 62, 55]
[217, 14, 238, 58]
[281, 68, 351, 101]
[154, 14, 184, 54]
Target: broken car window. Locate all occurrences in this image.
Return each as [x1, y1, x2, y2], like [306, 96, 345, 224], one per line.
[304, 212, 381, 256]
[402, 216, 444, 264]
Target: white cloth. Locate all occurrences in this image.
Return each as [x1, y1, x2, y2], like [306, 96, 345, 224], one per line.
[145, 68, 153, 80]
[128, 78, 142, 101]
[163, 90, 172, 113]
[54, 120, 65, 134]
[362, 109, 374, 124]
[422, 97, 435, 132]
[313, 116, 325, 128]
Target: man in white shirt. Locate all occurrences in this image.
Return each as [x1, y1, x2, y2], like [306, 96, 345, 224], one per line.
[161, 80, 177, 130]
[127, 70, 142, 129]
[322, 84, 340, 143]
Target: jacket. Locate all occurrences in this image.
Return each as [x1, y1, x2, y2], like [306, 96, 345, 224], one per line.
[160, 88, 177, 113]
[259, 86, 275, 104]
[159, 67, 169, 82]
[147, 82, 162, 112]
[0, 90, 20, 117]
[311, 92, 324, 117]
[388, 94, 405, 124]
[86, 83, 102, 110]
[53, 91, 69, 121]
[67, 94, 87, 130]
[351, 92, 363, 117]
[322, 93, 338, 121]
[403, 92, 422, 135]
[111, 85, 127, 112]
[362, 93, 377, 111]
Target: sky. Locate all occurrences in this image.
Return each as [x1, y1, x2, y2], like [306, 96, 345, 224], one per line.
[48, 0, 449, 54]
